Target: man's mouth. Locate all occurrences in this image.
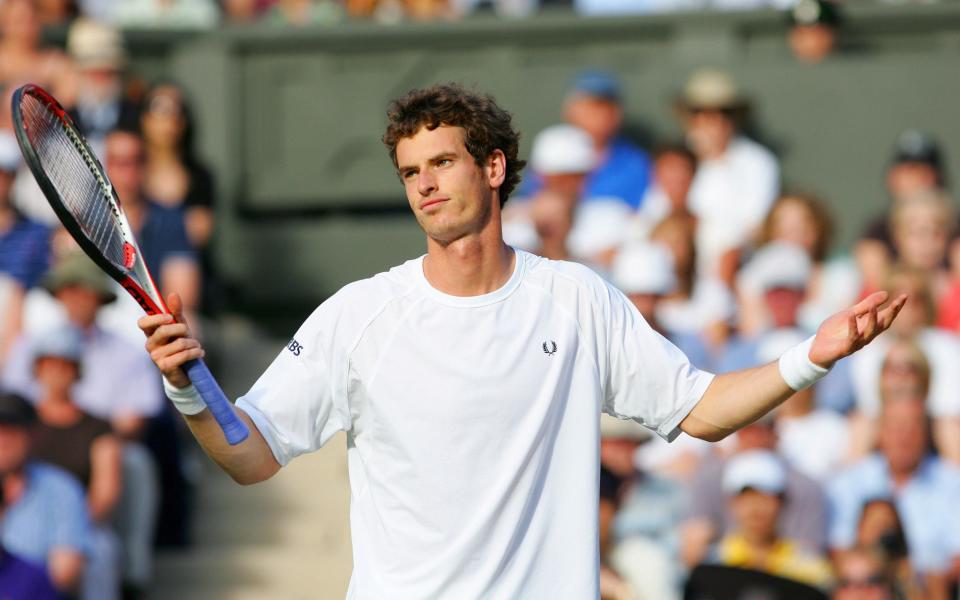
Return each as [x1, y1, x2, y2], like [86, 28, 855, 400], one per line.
[420, 198, 448, 210]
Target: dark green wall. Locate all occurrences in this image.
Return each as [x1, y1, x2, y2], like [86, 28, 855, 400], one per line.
[116, 5, 960, 307]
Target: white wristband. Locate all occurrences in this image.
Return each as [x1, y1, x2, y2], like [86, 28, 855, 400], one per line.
[778, 335, 830, 391]
[162, 376, 207, 415]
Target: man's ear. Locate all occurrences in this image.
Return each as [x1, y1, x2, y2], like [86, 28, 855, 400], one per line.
[487, 149, 507, 189]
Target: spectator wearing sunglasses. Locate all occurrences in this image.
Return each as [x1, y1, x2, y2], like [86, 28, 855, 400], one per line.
[674, 69, 780, 285]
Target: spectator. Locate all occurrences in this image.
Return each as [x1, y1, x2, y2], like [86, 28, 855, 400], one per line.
[832, 548, 899, 600]
[890, 190, 953, 297]
[853, 499, 922, 597]
[827, 395, 960, 599]
[503, 124, 595, 261]
[0, 475, 60, 600]
[787, 0, 841, 65]
[681, 416, 829, 570]
[650, 214, 735, 350]
[856, 130, 947, 295]
[629, 143, 697, 241]
[0, 0, 76, 103]
[113, 0, 221, 28]
[711, 450, 834, 589]
[730, 240, 813, 340]
[675, 68, 780, 283]
[849, 267, 960, 463]
[520, 71, 652, 212]
[0, 131, 51, 366]
[222, 0, 268, 22]
[599, 414, 686, 600]
[4, 252, 163, 433]
[30, 329, 123, 600]
[66, 19, 140, 160]
[0, 392, 90, 595]
[754, 193, 859, 334]
[598, 465, 633, 600]
[106, 128, 201, 314]
[36, 0, 79, 26]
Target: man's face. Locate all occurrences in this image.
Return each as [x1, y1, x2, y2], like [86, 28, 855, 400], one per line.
[396, 125, 502, 245]
[56, 285, 102, 327]
[788, 24, 836, 64]
[105, 132, 144, 203]
[886, 162, 939, 201]
[599, 438, 639, 479]
[654, 152, 695, 209]
[35, 356, 80, 395]
[0, 424, 29, 475]
[685, 109, 735, 160]
[626, 293, 659, 323]
[893, 204, 949, 271]
[878, 399, 928, 476]
[730, 488, 781, 542]
[563, 95, 621, 149]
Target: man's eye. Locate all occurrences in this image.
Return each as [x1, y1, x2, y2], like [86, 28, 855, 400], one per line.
[402, 171, 416, 180]
[437, 159, 451, 167]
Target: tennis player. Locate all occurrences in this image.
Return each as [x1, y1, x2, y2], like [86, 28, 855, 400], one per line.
[139, 84, 904, 598]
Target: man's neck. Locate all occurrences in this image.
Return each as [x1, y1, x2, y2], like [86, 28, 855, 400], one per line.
[423, 229, 515, 297]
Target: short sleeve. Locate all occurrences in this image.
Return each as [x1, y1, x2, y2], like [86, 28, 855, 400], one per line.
[600, 281, 715, 442]
[236, 304, 351, 466]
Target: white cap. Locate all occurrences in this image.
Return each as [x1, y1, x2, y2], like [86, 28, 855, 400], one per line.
[567, 198, 632, 259]
[68, 18, 126, 70]
[0, 132, 21, 173]
[737, 242, 812, 294]
[611, 242, 677, 295]
[530, 124, 596, 175]
[722, 450, 787, 496]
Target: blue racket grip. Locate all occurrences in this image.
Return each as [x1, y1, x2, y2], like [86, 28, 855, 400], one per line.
[183, 359, 250, 445]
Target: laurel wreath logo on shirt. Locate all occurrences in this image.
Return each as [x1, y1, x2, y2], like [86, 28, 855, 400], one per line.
[542, 341, 557, 356]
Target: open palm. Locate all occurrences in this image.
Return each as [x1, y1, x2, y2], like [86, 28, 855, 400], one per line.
[808, 291, 907, 369]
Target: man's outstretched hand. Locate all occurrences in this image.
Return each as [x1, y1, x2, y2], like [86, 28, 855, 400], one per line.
[808, 291, 907, 369]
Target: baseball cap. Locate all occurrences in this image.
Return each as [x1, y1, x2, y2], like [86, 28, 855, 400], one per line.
[891, 129, 942, 170]
[0, 392, 37, 427]
[722, 450, 787, 496]
[530, 124, 596, 175]
[67, 18, 126, 71]
[567, 70, 622, 103]
[33, 326, 84, 365]
[600, 414, 652, 443]
[41, 252, 118, 303]
[611, 242, 677, 296]
[737, 242, 812, 294]
[789, 0, 840, 27]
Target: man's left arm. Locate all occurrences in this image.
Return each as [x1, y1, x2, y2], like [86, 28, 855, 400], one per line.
[681, 291, 906, 442]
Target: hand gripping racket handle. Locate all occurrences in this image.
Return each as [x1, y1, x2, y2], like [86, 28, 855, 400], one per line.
[183, 359, 250, 445]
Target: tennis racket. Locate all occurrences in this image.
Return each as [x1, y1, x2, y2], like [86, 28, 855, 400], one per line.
[11, 84, 249, 445]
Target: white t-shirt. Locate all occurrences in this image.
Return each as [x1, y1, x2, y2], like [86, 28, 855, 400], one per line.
[688, 136, 779, 277]
[237, 249, 714, 599]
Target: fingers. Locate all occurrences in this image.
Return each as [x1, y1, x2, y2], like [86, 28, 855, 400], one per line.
[877, 293, 908, 331]
[144, 322, 191, 352]
[150, 336, 205, 373]
[859, 305, 879, 341]
[852, 290, 889, 315]
[167, 292, 185, 324]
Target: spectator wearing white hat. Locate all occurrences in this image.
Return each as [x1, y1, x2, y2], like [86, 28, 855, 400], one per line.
[710, 450, 833, 589]
[675, 69, 780, 284]
[66, 19, 140, 161]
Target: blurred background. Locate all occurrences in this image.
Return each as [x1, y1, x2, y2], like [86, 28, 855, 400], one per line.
[0, 0, 960, 598]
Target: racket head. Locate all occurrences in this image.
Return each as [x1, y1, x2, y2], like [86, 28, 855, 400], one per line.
[12, 84, 167, 316]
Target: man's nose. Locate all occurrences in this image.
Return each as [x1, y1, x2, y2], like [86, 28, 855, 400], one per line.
[417, 170, 437, 196]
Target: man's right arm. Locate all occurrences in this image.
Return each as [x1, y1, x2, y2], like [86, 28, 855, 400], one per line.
[139, 293, 280, 485]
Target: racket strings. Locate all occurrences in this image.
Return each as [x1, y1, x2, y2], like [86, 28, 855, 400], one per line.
[21, 94, 130, 272]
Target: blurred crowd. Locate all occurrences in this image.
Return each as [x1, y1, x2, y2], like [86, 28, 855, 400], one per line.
[0, 3, 219, 599]
[0, 0, 856, 32]
[505, 68, 960, 600]
[0, 0, 958, 599]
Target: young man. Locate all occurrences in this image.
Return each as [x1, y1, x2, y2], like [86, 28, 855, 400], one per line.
[139, 84, 904, 597]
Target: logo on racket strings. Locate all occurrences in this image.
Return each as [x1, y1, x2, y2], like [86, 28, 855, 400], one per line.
[123, 242, 137, 269]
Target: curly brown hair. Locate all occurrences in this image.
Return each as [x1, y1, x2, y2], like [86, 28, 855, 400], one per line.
[382, 83, 526, 207]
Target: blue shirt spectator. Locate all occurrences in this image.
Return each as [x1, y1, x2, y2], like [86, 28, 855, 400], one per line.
[827, 454, 960, 575]
[0, 217, 51, 289]
[0, 548, 60, 600]
[2, 462, 91, 566]
[137, 201, 196, 278]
